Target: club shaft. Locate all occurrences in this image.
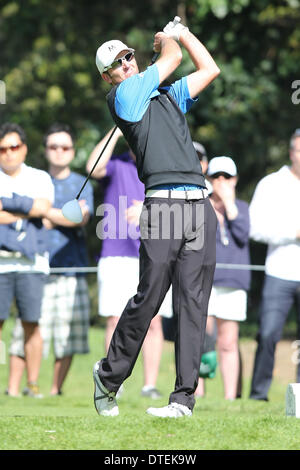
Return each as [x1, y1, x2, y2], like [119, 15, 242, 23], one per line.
[76, 125, 118, 199]
[150, 52, 159, 64]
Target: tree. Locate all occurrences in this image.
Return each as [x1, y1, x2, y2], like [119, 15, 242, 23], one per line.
[1, 0, 300, 321]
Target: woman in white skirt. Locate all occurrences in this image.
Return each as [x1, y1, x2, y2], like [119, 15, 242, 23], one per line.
[196, 156, 251, 400]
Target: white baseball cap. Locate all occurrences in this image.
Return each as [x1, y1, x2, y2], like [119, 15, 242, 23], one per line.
[207, 156, 237, 177]
[95, 40, 134, 74]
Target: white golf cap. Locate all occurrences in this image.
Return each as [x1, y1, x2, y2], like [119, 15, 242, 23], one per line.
[207, 156, 237, 176]
[95, 40, 134, 74]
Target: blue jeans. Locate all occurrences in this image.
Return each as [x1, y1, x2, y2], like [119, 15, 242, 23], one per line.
[250, 275, 300, 400]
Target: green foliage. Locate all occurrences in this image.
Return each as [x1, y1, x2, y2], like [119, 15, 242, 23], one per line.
[185, 0, 300, 188]
[1, 0, 299, 188]
[0, 321, 299, 450]
[1, 0, 300, 306]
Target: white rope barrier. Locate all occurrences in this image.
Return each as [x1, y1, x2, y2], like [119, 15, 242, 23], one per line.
[48, 263, 266, 274]
[50, 267, 98, 273]
[0, 264, 265, 274]
[215, 263, 265, 271]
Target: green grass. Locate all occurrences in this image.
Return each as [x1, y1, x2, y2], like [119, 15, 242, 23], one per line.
[0, 318, 299, 451]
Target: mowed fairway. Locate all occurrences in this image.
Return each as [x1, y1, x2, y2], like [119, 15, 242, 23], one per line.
[0, 318, 300, 451]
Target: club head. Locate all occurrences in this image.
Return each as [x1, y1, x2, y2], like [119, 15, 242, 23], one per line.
[62, 199, 83, 223]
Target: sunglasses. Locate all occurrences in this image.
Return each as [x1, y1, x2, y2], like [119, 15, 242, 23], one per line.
[0, 143, 23, 154]
[46, 144, 73, 152]
[210, 172, 232, 179]
[105, 51, 135, 72]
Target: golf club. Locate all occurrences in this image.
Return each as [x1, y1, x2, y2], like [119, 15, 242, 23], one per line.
[62, 16, 181, 223]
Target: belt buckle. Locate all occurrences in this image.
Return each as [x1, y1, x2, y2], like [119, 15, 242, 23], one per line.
[186, 189, 204, 200]
[186, 190, 195, 200]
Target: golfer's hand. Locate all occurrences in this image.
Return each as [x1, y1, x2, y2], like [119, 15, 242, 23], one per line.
[163, 19, 188, 41]
[153, 32, 168, 53]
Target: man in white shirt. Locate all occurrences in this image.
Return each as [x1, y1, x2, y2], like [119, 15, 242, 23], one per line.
[0, 123, 54, 397]
[249, 128, 300, 401]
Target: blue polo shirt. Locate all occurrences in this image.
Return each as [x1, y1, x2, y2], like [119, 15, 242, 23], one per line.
[115, 65, 203, 191]
[115, 64, 195, 122]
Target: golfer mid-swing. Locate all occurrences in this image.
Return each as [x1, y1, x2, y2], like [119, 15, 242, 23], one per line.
[93, 18, 220, 418]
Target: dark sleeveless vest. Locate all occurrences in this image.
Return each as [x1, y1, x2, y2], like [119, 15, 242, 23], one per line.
[107, 85, 205, 190]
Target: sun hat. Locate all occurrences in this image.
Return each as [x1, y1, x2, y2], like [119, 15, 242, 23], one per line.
[207, 156, 237, 177]
[96, 40, 134, 74]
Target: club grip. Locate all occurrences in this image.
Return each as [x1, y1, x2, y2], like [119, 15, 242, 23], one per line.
[150, 17, 181, 65]
[173, 16, 181, 25]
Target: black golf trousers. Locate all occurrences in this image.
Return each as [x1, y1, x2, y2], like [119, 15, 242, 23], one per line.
[98, 196, 217, 410]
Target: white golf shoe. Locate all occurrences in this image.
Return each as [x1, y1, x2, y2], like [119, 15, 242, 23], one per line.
[93, 362, 119, 417]
[116, 383, 124, 399]
[146, 402, 192, 418]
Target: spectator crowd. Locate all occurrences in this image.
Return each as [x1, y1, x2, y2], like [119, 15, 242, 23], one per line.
[0, 121, 299, 403]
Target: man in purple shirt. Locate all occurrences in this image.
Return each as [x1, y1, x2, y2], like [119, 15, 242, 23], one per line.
[86, 127, 172, 399]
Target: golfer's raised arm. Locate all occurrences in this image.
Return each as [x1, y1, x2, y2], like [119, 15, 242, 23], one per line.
[179, 29, 220, 98]
[153, 33, 182, 85]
